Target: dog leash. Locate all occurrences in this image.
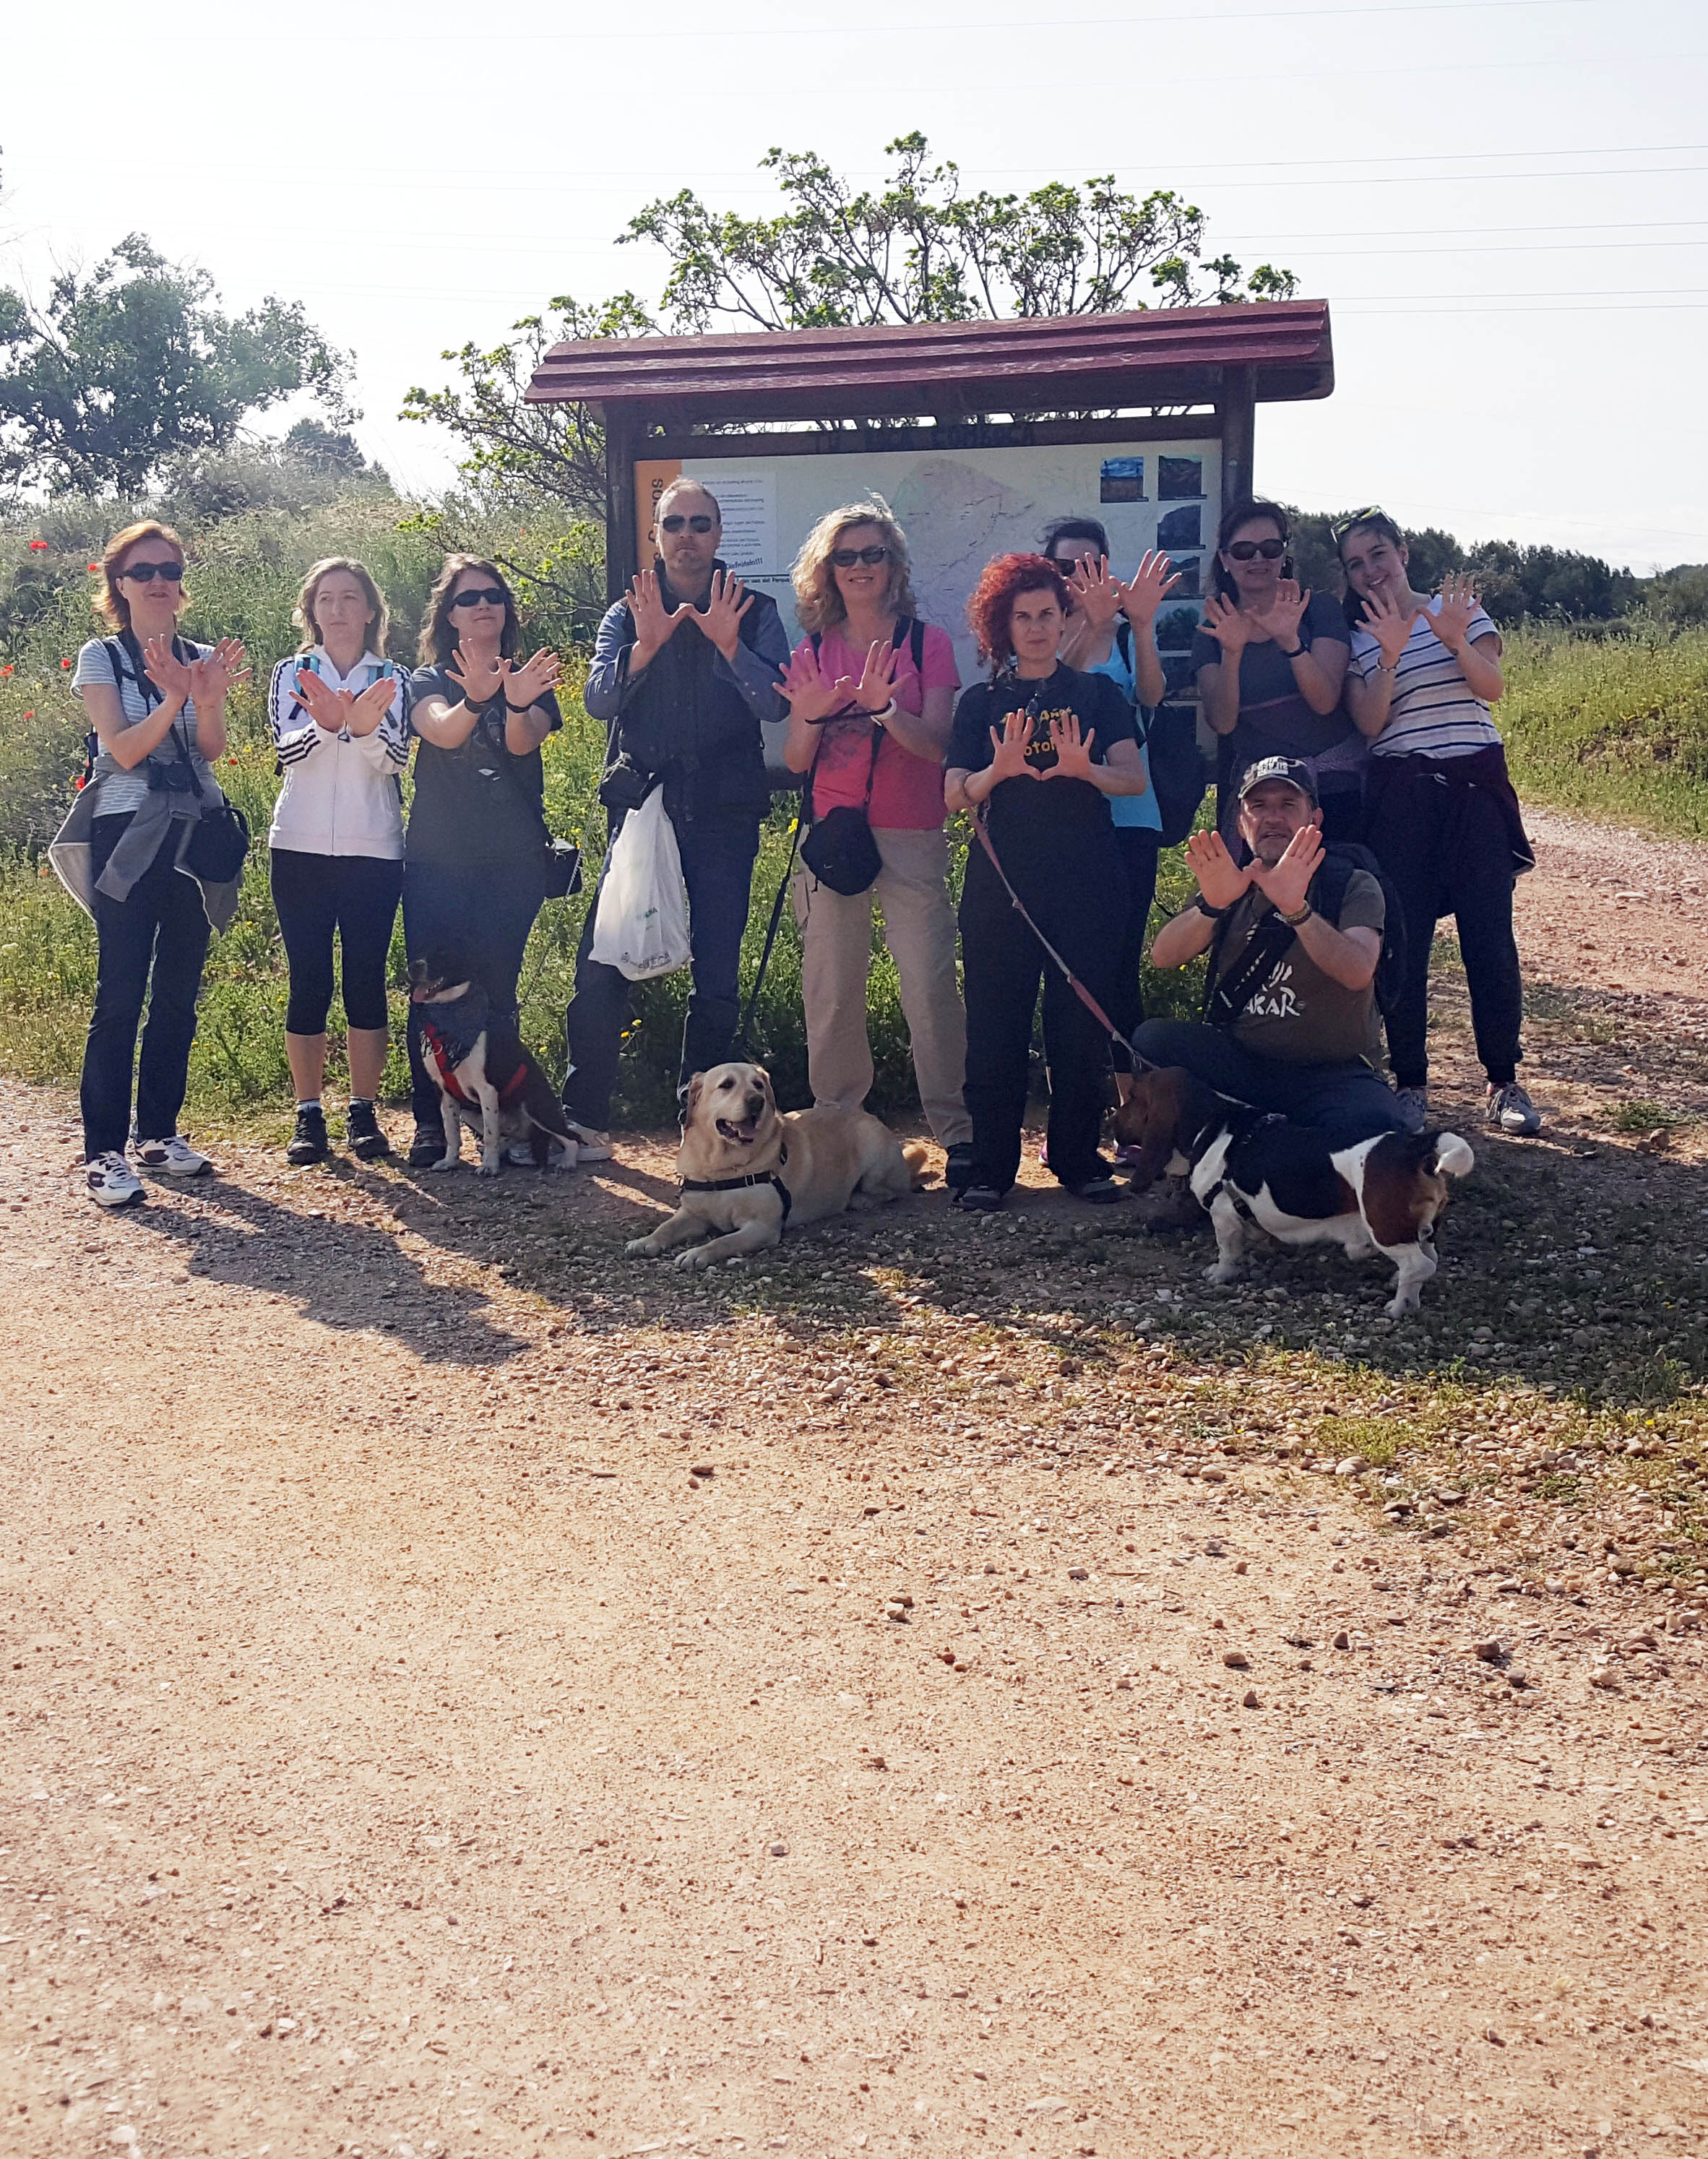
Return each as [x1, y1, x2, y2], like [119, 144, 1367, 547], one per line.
[970, 809, 1128, 1052]
[731, 806, 806, 1062]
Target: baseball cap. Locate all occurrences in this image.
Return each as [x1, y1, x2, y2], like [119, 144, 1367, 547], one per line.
[1237, 756, 1317, 804]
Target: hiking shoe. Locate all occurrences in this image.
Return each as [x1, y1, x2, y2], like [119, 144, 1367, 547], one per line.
[134, 1133, 210, 1177]
[943, 1141, 975, 1194]
[407, 1122, 447, 1168]
[564, 1120, 613, 1163]
[86, 1150, 144, 1209]
[1067, 1175, 1129, 1205]
[1487, 1081, 1542, 1136]
[345, 1100, 391, 1161]
[1392, 1085, 1428, 1134]
[955, 1182, 1004, 1214]
[287, 1106, 330, 1165]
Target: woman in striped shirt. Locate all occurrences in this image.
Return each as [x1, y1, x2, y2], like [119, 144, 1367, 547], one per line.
[266, 557, 410, 1165]
[1340, 509, 1539, 1137]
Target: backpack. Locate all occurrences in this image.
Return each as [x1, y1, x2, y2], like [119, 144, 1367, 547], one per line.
[1203, 841, 1408, 1025]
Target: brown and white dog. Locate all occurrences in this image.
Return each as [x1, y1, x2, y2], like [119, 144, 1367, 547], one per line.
[1114, 1066, 1474, 1316]
[626, 1061, 933, 1270]
[409, 948, 581, 1176]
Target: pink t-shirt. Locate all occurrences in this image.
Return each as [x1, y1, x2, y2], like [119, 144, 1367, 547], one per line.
[794, 621, 961, 831]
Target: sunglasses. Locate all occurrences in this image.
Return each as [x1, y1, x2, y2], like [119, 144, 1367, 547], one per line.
[1222, 538, 1287, 563]
[660, 513, 716, 534]
[450, 587, 508, 609]
[120, 560, 185, 584]
[831, 545, 889, 569]
[1330, 504, 1387, 542]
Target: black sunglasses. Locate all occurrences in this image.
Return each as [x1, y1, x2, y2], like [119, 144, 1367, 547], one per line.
[831, 545, 889, 569]
[450, 586, 509, 609]
[120, 560, 185, 584]
[1223, 538, 1287, 563]
[660, 513, 716, 535]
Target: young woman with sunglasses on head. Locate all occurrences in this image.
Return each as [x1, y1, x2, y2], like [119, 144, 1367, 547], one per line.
[54, 521, 249, 1207]
[1194, 499, 1363, 847]
[402, 557, 564, 1167]
[1337, 509, 1539, 1136]
[944, 554, 1150, 1215]
[1040, 517, 1179, 1124]
[266, 557, 410, 1166]
[777, 500, 972, 1184]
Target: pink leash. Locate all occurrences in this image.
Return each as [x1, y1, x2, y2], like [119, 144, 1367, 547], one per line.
[970, 811, 1126, 1051]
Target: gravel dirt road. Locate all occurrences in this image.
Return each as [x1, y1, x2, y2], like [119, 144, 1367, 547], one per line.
[3, 809, 1707, 2159]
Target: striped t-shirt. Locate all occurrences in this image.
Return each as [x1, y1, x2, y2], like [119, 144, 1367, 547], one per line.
[1350, 596, 1502, 760]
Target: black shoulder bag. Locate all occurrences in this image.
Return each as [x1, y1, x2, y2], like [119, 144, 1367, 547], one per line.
[107, 634, 251, 883]
[798, 618, 925, 898]
[480, 695, 582, 900]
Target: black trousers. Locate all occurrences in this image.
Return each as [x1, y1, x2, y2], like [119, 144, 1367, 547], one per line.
[269, 849, 404, 1035]
[959, 845, 1124, 1194]
[1108, 827, 1160, 1076]
[402, 858, 547, 1128]
[1367, 761, 1523, 1088]
[81, 814, 212, 1159]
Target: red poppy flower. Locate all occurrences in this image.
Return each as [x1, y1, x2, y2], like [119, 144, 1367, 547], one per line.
[87, 562, 100, 574]
[27, 538, 47, 552]
[60, 658, 72, 670]
[228, 755, 238, 765]
[22, 710, 34, 720]
[0, 665, 12, 676]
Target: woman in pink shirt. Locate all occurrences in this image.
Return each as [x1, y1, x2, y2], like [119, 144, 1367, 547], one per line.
[779, 499, 972, 1187]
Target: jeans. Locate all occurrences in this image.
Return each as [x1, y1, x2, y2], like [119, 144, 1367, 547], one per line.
[80, 814, 212, 1159]
[792, 825, 970, 1146]
[1108, 827, 1160, 1076]
[270, 849, 404, 1035]
[959, 845, 1124, 1194]
[562, 807, 762, 1129]
[402, 856, 547, 1129]
[1366, 761, 1523, 1088]
[1130, 1018, 1407, 1147]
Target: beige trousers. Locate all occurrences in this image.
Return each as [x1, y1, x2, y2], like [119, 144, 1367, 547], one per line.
[792, 824, 972, 1147]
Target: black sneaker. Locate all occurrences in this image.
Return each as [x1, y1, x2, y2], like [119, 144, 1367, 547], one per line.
[407, 1122, 447, 1168]
[943, 1141, 975, 1194]
[1066, 1175, 1129, 1205]
[346, 1100, 392, 1161]
[955, 1181, 1004, 1214]
[286, 1106, 329, 1165]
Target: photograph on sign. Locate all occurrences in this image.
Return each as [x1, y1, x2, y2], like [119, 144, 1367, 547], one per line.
[1097, 456, 1146, 504]
[1157, 456, 1205, 501]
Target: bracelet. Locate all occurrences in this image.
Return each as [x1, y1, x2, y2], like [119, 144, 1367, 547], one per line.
[1278, 901, 1313, 927]
[1194, 896, 1231, 921]
[866, 701, 897, 726]
[1280, 643, 1304, 659]
[504, 699, 534, 714]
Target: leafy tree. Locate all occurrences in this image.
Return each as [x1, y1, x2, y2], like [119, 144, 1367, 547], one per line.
[1649, 564, 1708, 627]
[1462, 540, 1636, 626]
[0, 235, 353, 496]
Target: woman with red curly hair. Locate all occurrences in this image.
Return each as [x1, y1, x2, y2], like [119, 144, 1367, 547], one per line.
[944, 553, 1151, 1212]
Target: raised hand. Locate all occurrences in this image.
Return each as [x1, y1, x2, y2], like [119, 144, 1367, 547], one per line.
[1361, 585, 1423, 669]
[986, 709, 1039, 784]
[694, 568, 754, 660]
[1428, 572, 1484, 657]
[191, 637, 251, 707]
[501, 647, 564, 709]
[1251, 578, 1310, 652]
[1183, 827, 1254, 912]
[1248, 822, 1324, 918]
[1195, 591, 1253, 658]
[853, 638, 901, 715]
[778, 648, 855, 728]
[1121, 549, 1181, 628]
[627, 566, 688, 656]
[1065, 556, 1123, 634]
[447, 647, 504, 710]
[291, 668, 352, 733]
[142, 634, 194, 706]
[1041, 711, 1097, 783]
[346, 674, 400, 736]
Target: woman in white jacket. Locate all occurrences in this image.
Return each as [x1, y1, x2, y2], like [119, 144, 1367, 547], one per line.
[267, 556, 410, 1164]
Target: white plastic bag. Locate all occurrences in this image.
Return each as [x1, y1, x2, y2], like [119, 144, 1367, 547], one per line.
[589, 787, 692, 981]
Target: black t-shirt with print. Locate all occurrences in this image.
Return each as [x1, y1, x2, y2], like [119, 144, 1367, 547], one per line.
[405, 665, 561, 866]
[948, 664, 1135, 883]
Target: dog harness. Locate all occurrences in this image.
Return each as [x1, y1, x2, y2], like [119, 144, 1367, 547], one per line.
[680, 1142, 792, 1223]
[420, 986, 530, 1113]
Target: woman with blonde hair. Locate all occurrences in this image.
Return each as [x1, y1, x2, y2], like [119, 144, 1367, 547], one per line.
[402, 556, 565, 1166]
[265, 556, 410, 1164]
[51, 521, 249, 1207]
[776, 498, 972, 1185]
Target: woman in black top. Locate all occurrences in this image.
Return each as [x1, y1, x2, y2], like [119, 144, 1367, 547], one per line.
[944, 553, 1150, 1212]
[403, 556, 564, 1166]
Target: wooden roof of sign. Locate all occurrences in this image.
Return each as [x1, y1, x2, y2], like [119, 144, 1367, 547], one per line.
[524, 299, 1333, 426]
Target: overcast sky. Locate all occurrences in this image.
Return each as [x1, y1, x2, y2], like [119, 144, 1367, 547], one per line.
[5, 0, 1705, 566]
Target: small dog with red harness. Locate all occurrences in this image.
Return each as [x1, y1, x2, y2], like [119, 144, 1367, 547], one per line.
[410, 948, 579, 1176]
[1114, 1065, 1473, 1316]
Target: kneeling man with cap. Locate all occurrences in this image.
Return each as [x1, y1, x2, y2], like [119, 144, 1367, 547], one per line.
[1134, 757, 1407, 1145]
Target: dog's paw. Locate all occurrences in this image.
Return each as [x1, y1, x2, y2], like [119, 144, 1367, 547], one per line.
[673, 1248, 712, 1272]
[430, 1156, 459, 1173]
[1204, 1261, 1241, 1285]
[475, 1160, 501, 1178]
[1384, 1293, 1421, 1319]
[624, 1236, 658, 1258]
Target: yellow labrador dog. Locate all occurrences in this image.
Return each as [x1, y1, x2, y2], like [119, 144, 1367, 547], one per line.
[626, 1061, 932, 1270]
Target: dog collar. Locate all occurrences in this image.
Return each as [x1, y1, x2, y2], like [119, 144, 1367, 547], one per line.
[680, 1142, 791, 1223]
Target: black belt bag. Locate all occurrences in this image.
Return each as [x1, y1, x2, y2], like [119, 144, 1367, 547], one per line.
[800, 703, 883, 897]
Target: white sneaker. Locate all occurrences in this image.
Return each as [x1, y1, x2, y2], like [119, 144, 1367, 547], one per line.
[1486, 1082, 1542, 1136]
[87, 1151, 145, 1209]
[564, 1121, 613, 1163]
[133, 1134, 212, 1177]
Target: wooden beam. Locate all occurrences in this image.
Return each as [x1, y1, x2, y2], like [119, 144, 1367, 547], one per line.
[603, 402, 640, 605]
[1220, 367, 1257, 517]
[640, 411, 1220, 462]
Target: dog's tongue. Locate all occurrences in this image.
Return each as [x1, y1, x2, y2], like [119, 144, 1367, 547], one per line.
[720, 1115, 759, 1142]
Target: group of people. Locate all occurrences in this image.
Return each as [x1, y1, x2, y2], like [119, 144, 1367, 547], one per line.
[60, 480, 1539, 1216]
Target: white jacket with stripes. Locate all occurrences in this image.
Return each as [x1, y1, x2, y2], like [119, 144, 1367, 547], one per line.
[266, 649, 410, 860]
